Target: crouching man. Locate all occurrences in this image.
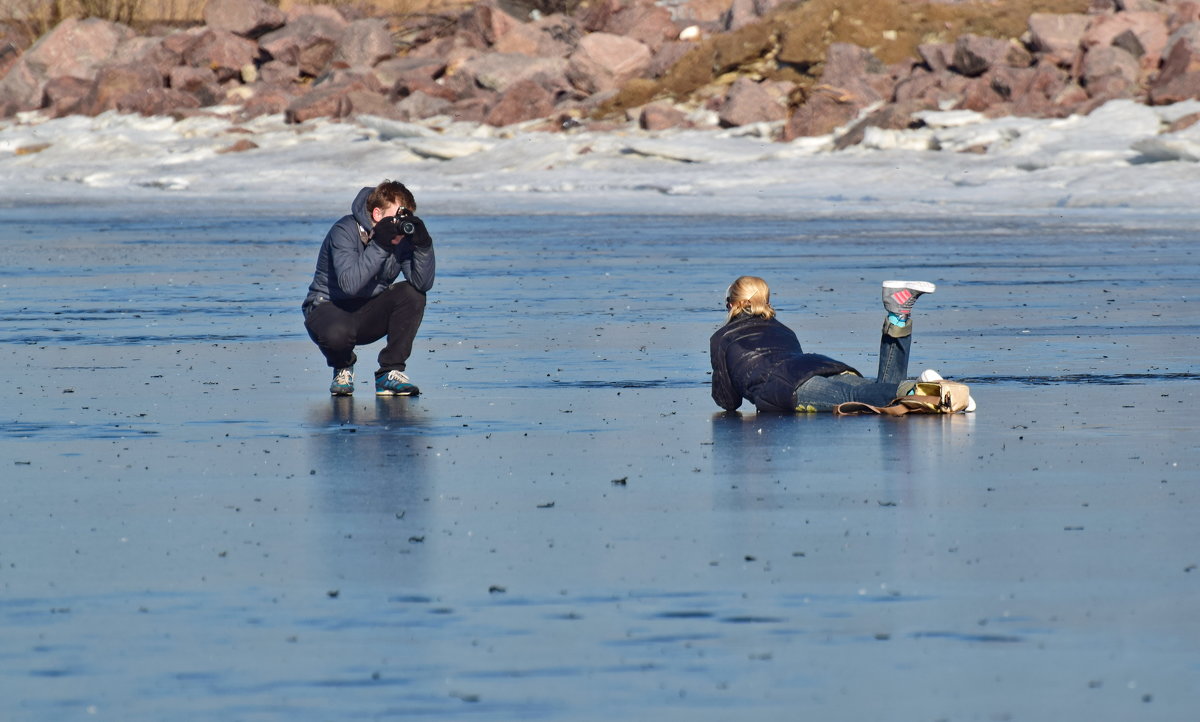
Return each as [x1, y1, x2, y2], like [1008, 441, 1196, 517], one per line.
[302, 180, 435, 396]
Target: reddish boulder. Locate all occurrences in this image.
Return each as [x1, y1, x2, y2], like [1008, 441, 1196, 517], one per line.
[648, 40, 693, 78]
[567, 33, 651, 94]
[783, 91, 860, 139]
[818, 43, 890, 107]
[74, 63, 166, 116]
[1168, 2, 1200, 33]
[170, 66, 222, 106]
[607, 3, 679, 52]
[639, 102, 688, 130]
[460, 1, 523, 47]
[446, 52, 568, 96]
[1149, 23, 1200, 103]
[43, 76, 92, 117]
[374, 57, 445, 88]
[1080, 45, 1141, 98]
[718, 76, 789, 126]
[395, 90, 452, 121]
[0, 23, 33, 79]
[1026, 13, 1089, 66]
[238, 84, 297, 118]
[484, 78, 555, 126]
[330, 18, 394, 69]
[112, 37, 181, 83]
[952, 34, 1032, 77]
[917, 42, 954, 73]
[674, 0, 732, 24]
[259, 60, 301, 85]
[834, 99, 932, 149]
[448, 95, 493, 123]
[956, 75, 1006, 111]
[0, 17, 133, 112]
[285, 78, 373, 123]
[259, 12, 347, 77]
[182, 29, 260, 82]
[1081, 11, 1169, 70]
[203, 0, 285, 39]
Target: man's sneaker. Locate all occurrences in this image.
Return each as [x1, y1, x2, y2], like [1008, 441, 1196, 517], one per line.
[376, 370, 419, 396]
[330, 367, 354, 396]
[882, 280, 936, 320]
[917, 368, 976, 412]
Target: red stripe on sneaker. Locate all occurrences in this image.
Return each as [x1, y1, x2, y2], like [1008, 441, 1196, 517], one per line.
[891, 289, 913, 305]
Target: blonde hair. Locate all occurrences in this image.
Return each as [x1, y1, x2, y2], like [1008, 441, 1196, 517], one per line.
[725, 275, 775, 323]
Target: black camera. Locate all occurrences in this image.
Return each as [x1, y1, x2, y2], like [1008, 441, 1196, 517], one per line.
[394, 210, 417, 236]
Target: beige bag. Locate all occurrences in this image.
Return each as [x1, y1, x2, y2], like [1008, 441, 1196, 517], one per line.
[834, 380, 973, 416]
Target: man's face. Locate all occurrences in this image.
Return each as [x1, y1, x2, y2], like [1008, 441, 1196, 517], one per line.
[371, 202, 402, 225]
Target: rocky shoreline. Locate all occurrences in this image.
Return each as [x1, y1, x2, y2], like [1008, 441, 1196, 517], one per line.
[1, 0, 1198, 146]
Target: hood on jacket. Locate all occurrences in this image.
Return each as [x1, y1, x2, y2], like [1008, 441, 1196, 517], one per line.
[350, 186, 374, 230]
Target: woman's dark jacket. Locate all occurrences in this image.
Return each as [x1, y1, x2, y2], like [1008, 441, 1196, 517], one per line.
[710, 314, 859, 412]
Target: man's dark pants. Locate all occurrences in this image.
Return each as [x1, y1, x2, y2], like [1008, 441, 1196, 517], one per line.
[304, 282, 426, 377]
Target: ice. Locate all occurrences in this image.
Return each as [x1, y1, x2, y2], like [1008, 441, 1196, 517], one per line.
[2, 98, 1198, 216]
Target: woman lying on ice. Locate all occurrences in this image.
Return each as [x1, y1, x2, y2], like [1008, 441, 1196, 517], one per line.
[709, 276, 974, 414]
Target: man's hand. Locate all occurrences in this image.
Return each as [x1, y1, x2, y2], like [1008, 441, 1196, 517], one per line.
[371, 217, 402, 247]
[407, 215, 433, 248]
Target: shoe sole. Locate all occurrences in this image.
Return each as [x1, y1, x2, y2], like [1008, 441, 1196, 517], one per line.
[883, 280, 936, 294]
[376, 388, 419, 397]
[330, 389, 353, 396]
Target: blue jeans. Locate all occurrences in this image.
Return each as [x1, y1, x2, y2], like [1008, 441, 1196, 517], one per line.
[793, 329, 911, 411]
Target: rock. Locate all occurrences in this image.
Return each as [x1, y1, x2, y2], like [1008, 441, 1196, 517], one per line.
[1082, 11, 1169, 71]
[329, 18, 394, 69]
[447, 95, 493, 123]
[834, 99, 931, 149]
[259, 60, 300, 85]
[639, 101, 688, 130]
[988, 65, 1038, 101]
[718, 76, 789, 126]
[238, 84, 297, 118]
[567, 32, 651, 94]
[0, 17, 134, 112]
[956, 74, 1006, 111]
[1149, 22, 1200, 102]
[1026, 13, 1089, 66]
[0, 22, 33, 79]
[484, 78, 555, 125]
[170, 66, 223, 106]
[1168, 110, 1200, 130]
[607, 3, 679, 52]
[203, 0, 285, 39]
[446, 52, 568, 96]
[112, 37, 181, 83]
[374, 57, 445, 88]
[918, 43, 955, 74]
[952, 34, 1032, 77]
[648, 40, 693, 78]
[42, 75, 92, 117]
[674, 0, 733, 24]
[1010, 59, 1076, 116]
[460, 1, 523, 47]
[259, 12, 347, 77]
[1081, 44, 1141, 98]
[782, 90, 860, 139]
[73, 63, 167, 116]
[395, 90, 453, 120]
[285, 78, 373, 123]
[817, 43, 889, 107]
[576, 0, 621, 33]
[1168, 2, 1200, 33]
[182, 29, 261, 83]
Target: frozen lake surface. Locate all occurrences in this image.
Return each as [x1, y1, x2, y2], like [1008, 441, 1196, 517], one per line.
[1, 201, 1197, 720]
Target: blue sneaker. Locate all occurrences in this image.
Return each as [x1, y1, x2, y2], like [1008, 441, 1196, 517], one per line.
[376, 370, 419, 396]
[330, 367, 354, 396]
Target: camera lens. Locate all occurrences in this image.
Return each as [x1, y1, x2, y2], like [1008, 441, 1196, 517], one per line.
[399, 220, 416, 235]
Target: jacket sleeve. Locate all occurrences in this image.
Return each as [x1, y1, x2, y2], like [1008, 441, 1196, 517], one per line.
[710, 331, 742, 411]
[400, 244, 435, 292]
[330, 222, 390, 296]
